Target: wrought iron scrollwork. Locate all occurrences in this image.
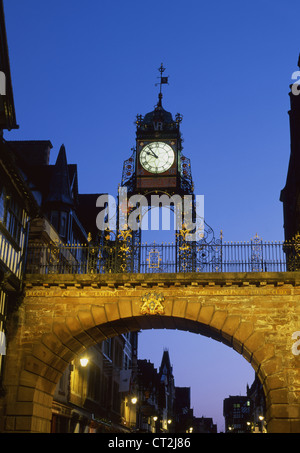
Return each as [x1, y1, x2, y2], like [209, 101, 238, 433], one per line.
[284, 232, 300, 271]
[250, 233, 263, 272]
[175, 220, 222, 273]
[97, 225, 141, 273]
[180, 154, 194, 193]
[117, 228, 134, 272]
[25, 228, 290, 275]
[176, 226, 194, 272]
[147, 247, 162, 269]
[48, 239, 61, 273]
[121, 149, 136, 193]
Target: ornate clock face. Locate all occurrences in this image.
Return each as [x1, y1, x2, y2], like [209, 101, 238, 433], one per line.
[139, 142, 175, 174]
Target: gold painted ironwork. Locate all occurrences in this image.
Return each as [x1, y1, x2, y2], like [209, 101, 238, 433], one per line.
[48, 239, 61, 273]
[147, 249, 162, 269]
[177, 225, 193, 271]
[118, 226, 133, 272]
[177, 224, 192, 247]
[140, 292, 165, 315]
[293, 232, 300, 256]
[285, 232, 300, 271]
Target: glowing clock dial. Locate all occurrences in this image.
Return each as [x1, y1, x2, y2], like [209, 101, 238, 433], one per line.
[139, 142, 175, 174]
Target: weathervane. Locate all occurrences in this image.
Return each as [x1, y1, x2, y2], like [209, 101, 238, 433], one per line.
[155, 63, 169, 105]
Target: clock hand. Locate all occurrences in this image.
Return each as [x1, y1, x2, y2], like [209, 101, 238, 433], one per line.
[147, 150, 158, 158]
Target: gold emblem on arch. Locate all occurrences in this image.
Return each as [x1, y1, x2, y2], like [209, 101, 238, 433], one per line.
[140, 292, 165, 315]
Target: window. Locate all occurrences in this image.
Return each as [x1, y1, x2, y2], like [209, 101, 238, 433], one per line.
[49, 211, 69, 240]
[59, 212, 67, 237]
[114, 341, 123, 368]
[103, 339, 112, 359]
[0, 187, 24, 246]
[6, 197, 22, 243]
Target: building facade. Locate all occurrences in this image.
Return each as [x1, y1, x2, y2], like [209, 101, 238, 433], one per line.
[0, 138, 38, 393]
[52, 333, 138, 433]
[0, 0, 38, 394]
[6, 141, 140, 433]
[174, 387, 194, 433]
[135, 350, 176, 433]
[192, 416, 217, 433]
[223, 374, 266, 433]
[136, 359, 162, 432]
[223, 374, 267, 433]
[247, 374, 267, 433]
[280, 55, 300, 244]
[223, 395, 252, 433]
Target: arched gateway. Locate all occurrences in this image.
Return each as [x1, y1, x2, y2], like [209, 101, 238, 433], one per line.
[1, 270, 300, 433]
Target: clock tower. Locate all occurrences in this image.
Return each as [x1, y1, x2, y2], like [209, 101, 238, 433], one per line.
[121, 64, 194, 203]
[111, 65, 221, 273]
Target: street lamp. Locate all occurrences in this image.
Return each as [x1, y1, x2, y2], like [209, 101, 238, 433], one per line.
[152, 416, 158, 433]
[128, 396, 138, 430]
[80, 357, 89, 367]
[259, 415, 265, 433]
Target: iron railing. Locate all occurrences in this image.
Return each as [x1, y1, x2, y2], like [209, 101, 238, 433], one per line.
[24, 239, 299, 275]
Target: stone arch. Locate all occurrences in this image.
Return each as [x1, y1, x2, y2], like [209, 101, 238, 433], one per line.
[1, 311, 271, 432]
[1, 273, 300, 433]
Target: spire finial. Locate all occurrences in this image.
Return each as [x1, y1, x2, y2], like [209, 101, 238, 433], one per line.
[155, 63, 169, 105]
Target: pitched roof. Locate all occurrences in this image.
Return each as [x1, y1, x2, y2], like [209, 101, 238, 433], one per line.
[137, 359, 159, 388]
[7, 140, 52, 166]
[0, 139, 39, 215]
[159, 349, 174, 382]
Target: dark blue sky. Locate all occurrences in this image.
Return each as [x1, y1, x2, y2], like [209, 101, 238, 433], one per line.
[3, 0, 300, 432]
